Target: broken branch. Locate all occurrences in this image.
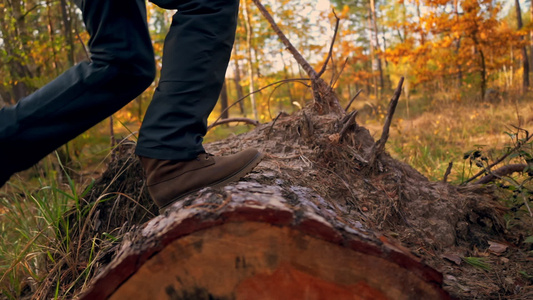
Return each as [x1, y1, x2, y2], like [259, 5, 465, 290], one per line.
[316, 10, 340, 79]
[474, 164, 528, 185]
[207, 118, 260, 131]
[369, 77, 404, 166]
[339, 110, 358, 142]
[252, 0, 318, 79]
[344, 89, 363, 112]
[463, 133, 533, 185]
[442, 162, 453, 183]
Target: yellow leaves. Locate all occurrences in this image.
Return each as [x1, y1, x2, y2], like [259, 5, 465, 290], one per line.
[424, 0, 452, 6]
[384, 0, 515, 89]
[341, 5, 350, 17]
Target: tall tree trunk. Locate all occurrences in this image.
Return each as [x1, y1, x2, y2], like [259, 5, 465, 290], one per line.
[46, 1, 60, 76]
[367, 13, 379, 99]
[369, 0, 384, 92]
[60, 0, 75, 67]
[242, 0, 259, 121]
[219, 80, 229, 119]
[470, 29, 486, 99]
[280, 47, 294, 111]
[530, 1, 533, 71]
[1, 0, 34, 101]
[416, 1, 426, 45]
[232, 46, 246, 115]
[453, 0, 463, 88]
[516, 0, 529, 92]
[478, 46, 487, 99]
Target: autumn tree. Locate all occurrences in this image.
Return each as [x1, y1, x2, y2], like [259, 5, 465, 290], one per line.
[385, 0, 520, 100]
[515, 0, 529, 91]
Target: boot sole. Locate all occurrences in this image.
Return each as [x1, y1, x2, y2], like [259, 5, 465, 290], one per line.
[159, 151, 265, 213]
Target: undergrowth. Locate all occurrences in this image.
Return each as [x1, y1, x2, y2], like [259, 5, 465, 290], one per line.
[0, 155, 110, 299]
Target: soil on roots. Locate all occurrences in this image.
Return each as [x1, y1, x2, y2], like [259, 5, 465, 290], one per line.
[65, 108, 531, 300]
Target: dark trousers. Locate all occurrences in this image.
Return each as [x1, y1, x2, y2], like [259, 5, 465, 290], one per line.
[0, 0, 239, 183]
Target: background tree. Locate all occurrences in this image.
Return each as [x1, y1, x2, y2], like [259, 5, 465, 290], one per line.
[516, 0, 529, 92]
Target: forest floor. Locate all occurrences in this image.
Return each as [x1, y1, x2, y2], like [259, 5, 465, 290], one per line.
[1, 94, 532, 299]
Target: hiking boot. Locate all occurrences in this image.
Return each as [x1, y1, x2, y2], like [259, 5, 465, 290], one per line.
[140, 148, 264, 211]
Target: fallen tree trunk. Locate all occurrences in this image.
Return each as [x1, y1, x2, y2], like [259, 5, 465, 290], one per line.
[79, 182, 449, 300]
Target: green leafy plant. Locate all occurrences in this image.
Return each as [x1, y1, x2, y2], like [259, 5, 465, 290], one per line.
[463, 257, 491, 271]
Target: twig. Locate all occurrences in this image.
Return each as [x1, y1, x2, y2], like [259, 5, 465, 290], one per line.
[213, 78, 311, 127]
[316, 9, 340, 79]
[207, 118, 260, 130]
[109, 116, 116, 161]
[369, 77, 404, 166]
[267, 111, 286, 138]
[523, 193, 533, 217]
[75, 25, 90, 60]
[331, 57, 349, 87]
[463, 133, 533, 184]
[265, 80, 308, 120]
[442, 162, 453, 183]
[339, 110, 358, 141]
[344, 89, 363, 112]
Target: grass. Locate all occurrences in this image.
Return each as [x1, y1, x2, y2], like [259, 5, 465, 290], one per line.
[0, 155, 102, 299]
[0, 88, 532, 298]
[374, 95, 533, 183]
[0, 160, 70, 298]
[463, 257, 492, 271]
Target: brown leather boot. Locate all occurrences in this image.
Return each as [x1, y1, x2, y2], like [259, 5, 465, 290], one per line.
[140, 148, 264, 211]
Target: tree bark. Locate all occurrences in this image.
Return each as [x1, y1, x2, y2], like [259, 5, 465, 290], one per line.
[219, 80, 229, 120]
[60, 0, 75, 67]
[530, 1, 533, 71]
[369, 0, 384, 92]
[367, 12, 379, 100]
[232, 46, 246, 115]
[242, 0, 259, 121]
[0, 0, 35, 101]
[515, 0, 529, 91]
[453, 0, 463, 88]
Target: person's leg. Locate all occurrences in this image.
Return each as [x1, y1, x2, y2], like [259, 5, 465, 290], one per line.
[137, 0, 263, 211]
[136, 0, 239, 160]
[0, 0, 155, 187]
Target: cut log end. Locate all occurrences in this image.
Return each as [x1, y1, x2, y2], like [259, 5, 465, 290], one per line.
[111, 223, 445, 300]
[79, 183, 450, 300]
